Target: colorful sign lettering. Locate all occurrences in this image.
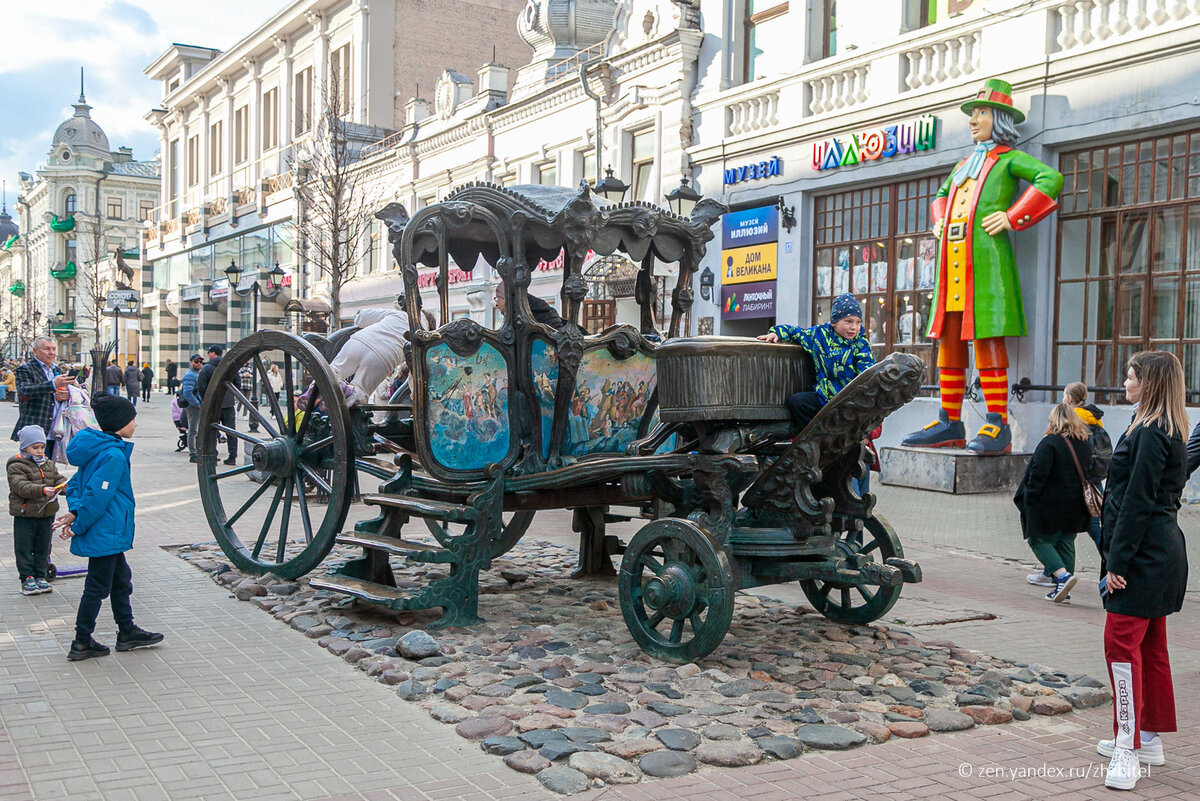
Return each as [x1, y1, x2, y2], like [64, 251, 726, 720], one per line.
[720, 280, 776, 320]
[812, 114, 937, 172]
[724, 156, 783, 185]
[720, 243, 778, 285]
[721, 206, 779, 251]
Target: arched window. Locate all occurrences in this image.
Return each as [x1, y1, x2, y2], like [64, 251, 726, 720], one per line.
[64, 192, 78, 215]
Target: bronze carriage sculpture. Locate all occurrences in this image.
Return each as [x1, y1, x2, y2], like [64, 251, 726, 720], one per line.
[194, 182, 924, 663]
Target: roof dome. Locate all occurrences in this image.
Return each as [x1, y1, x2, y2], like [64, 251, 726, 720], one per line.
[51, 92, 111, 161]
[518, 0, 617, 61]
[0, 205, 17, 241]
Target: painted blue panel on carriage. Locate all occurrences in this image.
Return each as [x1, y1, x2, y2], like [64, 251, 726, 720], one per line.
[531, 338, 558, 460]
[426, 342, 510, 470]
[564, 350, 656, 457]
[721, 206, 778, 250]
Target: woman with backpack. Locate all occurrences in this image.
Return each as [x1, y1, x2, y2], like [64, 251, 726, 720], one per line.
[1013, 403, 1093, 603]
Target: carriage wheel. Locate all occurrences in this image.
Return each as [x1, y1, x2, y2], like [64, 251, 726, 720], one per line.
[197, 331, 353, 579]
[800, 513, 904, 625]
[619, 518, 734, 664]
[423, 510, 536, 560]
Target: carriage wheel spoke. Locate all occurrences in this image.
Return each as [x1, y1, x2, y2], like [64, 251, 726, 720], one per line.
[840, 588, 852, 608]
[646, 610, 665, 630]
[250, 480, 287, 560]
[299, 463, 333, 495]
[640, 555, 664, 575]
[254, 355, 288, 431]
[276, 478, 295, 564]
[225, 476, 277, 528]
[212, 423, 266, 447]
[284, 353, 296, 435]
[819, 582, 834, 599]
[295, 471, 314, 544]
[859, 540, 880, 556]
[669, 618, 685, 643]
[214, 464, 257, 480]
[227, 384, 279, 438]
[689, 612, 703, 635]
[301, 435, 335, 456]
[855, 584, 876, 602]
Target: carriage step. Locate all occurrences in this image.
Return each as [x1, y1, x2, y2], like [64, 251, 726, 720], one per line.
[309, 575, 409, 604]
[361, 493, 476, 522]
[336, 532, 455, 563]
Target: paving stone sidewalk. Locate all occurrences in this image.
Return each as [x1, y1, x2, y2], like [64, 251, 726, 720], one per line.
[0, 400, 1196, 800]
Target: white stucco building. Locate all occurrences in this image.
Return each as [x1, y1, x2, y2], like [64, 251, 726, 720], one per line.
[141, 0, 531, 369]
[686, 0, 1200, 449]
[5, 85, 158, 364]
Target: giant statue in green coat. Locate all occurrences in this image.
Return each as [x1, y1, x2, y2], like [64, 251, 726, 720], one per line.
[902, 78, 1063, 455]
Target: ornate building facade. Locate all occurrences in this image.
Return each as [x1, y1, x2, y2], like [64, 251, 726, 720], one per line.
[6, 84, 158, 363]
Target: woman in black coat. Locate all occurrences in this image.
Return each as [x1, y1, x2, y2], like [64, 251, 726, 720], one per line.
[1013, 403, 1092, 603]
[1095, 351, 1189, 791]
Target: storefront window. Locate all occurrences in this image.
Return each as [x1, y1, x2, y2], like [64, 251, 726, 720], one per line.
[813, 176, 940, 382]
[1055, 130, 1200, 401]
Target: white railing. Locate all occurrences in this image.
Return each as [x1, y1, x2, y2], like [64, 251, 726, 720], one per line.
[903, 30, 982, 90]
[1054, 0, 1197, 51]
[807, 65, 869, 116]
[727, 90, 780, 136]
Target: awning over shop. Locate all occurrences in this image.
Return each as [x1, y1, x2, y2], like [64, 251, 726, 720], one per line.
[51, 321, 75, 334]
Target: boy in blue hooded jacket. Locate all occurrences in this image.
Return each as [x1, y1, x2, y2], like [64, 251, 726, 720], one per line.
[54, 393, 163, 661]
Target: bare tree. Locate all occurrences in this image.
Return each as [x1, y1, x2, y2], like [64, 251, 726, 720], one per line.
[290, 79, 386, 326]
[74, 190, 113, 343]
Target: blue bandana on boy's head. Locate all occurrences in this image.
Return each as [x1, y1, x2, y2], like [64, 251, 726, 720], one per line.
[830, 293, 864, 324]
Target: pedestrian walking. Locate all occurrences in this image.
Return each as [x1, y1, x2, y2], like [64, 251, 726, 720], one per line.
[104, 360, 122, 395]
[1012, 403, 1092, 603]
[140, 363, 153, 403]
[8, 425, 65, 595]
[266, 363, 284, 406]
[122, 361, 141, 406]
[1095, 351, 1188, 791]
[164, 358, 178, 395]
[179, 354, 204, 463]
[53, 393, 163, 662]
[11, 336, 71, 460]
[196, 345, 237, 465]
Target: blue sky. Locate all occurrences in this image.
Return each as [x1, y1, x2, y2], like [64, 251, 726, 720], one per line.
[0, 1, 283, 213]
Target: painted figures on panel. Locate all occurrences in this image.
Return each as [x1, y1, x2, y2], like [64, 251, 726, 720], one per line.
[531, 340, 656, 458]
[426, 342, 511, 469]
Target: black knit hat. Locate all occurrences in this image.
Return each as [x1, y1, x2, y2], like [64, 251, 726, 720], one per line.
[91, 392, 137, 433]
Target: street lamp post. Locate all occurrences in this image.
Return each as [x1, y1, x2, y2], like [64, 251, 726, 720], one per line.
[224, 259, 285, 433]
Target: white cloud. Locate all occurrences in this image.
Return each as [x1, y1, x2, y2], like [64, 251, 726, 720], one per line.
[0, 1, 282, 207]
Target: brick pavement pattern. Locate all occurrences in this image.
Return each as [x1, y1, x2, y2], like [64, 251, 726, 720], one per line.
[0, 399, 1197, 800]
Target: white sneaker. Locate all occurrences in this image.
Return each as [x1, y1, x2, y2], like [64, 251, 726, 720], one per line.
[1104, 746, 1141, 790]
[1098, 735, 1164, 765]
[1026, 572, 1055, 587]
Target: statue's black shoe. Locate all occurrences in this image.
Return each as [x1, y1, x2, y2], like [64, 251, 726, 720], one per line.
[116, 626, 165, 652]
[68, 637, 111, 661]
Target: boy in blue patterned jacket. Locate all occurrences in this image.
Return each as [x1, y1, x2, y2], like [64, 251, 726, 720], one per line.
[758, 292, 875, 431]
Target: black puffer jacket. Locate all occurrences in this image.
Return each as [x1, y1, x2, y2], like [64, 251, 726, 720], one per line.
[1101, 422, 1188, 619]
[1013, 433, 1092, 540]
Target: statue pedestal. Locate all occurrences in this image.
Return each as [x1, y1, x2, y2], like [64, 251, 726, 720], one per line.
[879, 446, 1030, 494]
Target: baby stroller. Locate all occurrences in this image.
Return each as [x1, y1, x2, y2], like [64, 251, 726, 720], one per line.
[171, 396, 188, 452]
